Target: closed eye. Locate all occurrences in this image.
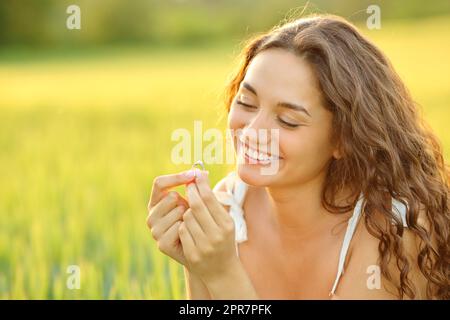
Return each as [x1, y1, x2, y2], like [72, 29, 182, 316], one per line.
[236, 100, 257, 110]
[237, 99, 300, 128]
[277, 117, 300, 128]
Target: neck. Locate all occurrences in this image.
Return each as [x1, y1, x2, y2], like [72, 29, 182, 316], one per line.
[267, 174, 326, 233]
[262, 170, 350, 242]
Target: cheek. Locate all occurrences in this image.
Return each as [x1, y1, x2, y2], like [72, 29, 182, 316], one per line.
[227, 106, 247, 130]
[227, 107, 252, 145]
[228, 107, 245, 151]
[227, 109, 238, 130]
[282, 129, 333, 165]
[279, 133, 301, 159]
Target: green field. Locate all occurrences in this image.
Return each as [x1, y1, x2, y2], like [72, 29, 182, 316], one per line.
[0, 16, 449, 299]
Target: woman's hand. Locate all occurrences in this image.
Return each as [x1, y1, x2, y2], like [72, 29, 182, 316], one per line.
[147, 170, 196, 265]
[178, 169, 240, 284]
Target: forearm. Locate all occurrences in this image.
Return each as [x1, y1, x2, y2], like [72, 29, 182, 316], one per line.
[204, 262, 259, 300]
[183, 267, 211, 300]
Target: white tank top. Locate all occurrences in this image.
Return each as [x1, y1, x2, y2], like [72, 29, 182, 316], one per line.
[213, 171, 409, 297]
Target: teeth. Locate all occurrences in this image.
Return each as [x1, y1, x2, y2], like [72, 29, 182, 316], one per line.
[242, 144, 276, 163]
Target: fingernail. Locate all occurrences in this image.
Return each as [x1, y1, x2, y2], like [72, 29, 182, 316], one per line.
[200, 170, 209, 180]
[192, 168, 201, 179]
[184, 170, 196, 180]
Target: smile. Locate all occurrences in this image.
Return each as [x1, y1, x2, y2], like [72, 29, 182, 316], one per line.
[238, 139, 282, 165]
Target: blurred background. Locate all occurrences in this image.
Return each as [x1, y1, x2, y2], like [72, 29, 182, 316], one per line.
[0, 0, 449, 299]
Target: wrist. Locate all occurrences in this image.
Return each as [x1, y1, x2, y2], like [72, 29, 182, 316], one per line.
[184, 266, 211, 300]
[201, 256, 241, 284]
[203, 259, 257, 299]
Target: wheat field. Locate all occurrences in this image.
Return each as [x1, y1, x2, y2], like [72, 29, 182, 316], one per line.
[0, 16, 449, 299]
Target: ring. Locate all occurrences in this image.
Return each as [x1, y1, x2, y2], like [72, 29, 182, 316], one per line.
[192, 160, 205, 171]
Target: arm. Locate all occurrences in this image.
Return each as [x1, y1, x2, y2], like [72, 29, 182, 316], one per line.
[183, 266, 211, 300]
[203, 259, 259, 300]
[180, 171, 259, 299]
[182, 174, 228, 300]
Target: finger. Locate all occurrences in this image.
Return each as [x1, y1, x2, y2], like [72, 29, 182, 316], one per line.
[147, 191, 179, 228]
[151, 205, 186, 239]
[157, 220, 186, 265]
[193, 170, 229, 227]
[176, 194, 189, 208]
[182, 208, 208, 247]
[149, 170, 196, 207]
[159, 220, 182, 249]
[186, 181, 219, 236]
[178, 221, 198, 261]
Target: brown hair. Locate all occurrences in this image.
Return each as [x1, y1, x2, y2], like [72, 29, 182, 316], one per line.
[224, 14, 449, 299]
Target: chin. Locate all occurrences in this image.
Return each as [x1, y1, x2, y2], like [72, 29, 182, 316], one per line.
[232, 143, 284, 186]
[236, 162, 283, 187]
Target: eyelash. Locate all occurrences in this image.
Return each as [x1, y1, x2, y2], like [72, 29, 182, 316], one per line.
[235, 100, 300, 128]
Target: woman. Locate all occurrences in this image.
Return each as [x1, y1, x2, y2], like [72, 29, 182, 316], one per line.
[147, 14, 449, 299]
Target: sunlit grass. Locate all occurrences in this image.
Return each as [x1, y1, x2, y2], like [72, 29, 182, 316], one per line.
[0, 16, 449, 299]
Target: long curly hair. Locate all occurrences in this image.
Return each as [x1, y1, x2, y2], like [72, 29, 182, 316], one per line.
[223, 14, 449, 299]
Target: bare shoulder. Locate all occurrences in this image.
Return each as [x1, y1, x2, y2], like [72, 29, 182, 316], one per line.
[334, 206, 428, 299]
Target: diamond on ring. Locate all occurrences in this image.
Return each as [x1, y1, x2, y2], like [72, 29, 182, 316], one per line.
[192, 160, 205, 172]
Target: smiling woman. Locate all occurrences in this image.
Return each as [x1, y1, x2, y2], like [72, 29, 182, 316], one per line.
[147, 13, 449, 300]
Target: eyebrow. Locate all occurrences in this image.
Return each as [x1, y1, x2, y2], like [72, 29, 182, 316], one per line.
[241, 82, 311, 117]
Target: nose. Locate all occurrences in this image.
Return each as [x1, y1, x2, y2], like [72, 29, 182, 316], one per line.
[240, 110, 271, 148]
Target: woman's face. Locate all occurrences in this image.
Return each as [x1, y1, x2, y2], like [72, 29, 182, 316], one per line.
[228, 48, 339, 187]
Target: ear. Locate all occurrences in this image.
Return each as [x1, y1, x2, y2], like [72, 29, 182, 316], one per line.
[332, 145, 342, 160]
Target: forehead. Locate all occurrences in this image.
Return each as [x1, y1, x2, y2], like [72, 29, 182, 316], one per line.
[242, 48, 321, 102]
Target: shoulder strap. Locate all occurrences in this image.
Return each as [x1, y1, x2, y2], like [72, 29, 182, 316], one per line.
[391, 198, 408, 227]
[329, 194, 409, 296]
[329, 193, 365, 296]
